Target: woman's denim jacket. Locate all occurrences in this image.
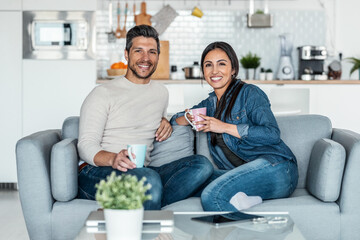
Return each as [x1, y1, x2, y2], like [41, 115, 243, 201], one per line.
[170, 81, 297, 170]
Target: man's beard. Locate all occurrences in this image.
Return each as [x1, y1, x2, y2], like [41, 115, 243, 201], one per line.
[128, 59, 157, 79]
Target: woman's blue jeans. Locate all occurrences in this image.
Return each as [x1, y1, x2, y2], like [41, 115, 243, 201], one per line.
[201, 158, 298, 211]
[78, 155, 213, 210]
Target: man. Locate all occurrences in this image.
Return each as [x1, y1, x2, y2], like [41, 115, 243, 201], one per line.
[78, 25, 213, 210]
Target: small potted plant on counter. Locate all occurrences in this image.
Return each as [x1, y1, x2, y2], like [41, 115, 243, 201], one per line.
[96, 172, 152, 240]
[259, 68, 266, 80]
[240, 52, 261, 80]
[346, 57, 360, 80]
[266, 68, 273, 80]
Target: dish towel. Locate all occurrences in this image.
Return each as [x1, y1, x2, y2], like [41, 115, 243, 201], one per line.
[230, 192, 263, 211]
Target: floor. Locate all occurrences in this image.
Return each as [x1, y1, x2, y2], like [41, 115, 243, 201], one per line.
[0, 190, 29, 240]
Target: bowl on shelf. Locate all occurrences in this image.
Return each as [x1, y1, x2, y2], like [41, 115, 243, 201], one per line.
[107, 69, 127, 77]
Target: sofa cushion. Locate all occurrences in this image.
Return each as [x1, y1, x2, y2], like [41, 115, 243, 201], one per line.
[274, 114, 332, 188]
[62, 116, 80, 140]
[149, 125, 194, 167]
[51, 138, 79, 201]
[306, 138, 346, 202]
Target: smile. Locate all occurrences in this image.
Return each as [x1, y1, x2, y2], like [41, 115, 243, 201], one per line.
[210, 76, 222, 81]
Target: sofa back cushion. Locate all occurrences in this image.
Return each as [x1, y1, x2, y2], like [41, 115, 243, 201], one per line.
[149, 125, 194, 167]
[306, 138, 345, 202]
[62, 116, 80, 140]
[276, 115, 332, 188]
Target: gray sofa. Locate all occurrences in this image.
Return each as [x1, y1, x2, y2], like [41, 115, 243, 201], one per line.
[16, 114, 360, 240]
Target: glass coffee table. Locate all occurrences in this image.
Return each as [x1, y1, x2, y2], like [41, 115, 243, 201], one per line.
[75, 211, 305, 240]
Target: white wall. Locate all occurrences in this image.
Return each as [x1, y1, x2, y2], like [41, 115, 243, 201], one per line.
[336, 0, 360, 79]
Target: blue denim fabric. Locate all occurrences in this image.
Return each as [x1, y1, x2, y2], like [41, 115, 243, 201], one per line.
[148, 155, 213, 207]
[78, 165, 162, 210]
[201, 157, 299, 211]
[78, 155, 213, 209]
[170, 81, 297, 167]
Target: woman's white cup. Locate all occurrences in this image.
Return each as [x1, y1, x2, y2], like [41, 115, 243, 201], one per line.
[184, 107, 207, 131]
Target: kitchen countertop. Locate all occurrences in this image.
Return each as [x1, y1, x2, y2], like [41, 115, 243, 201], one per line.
[96, 79, 360, 85]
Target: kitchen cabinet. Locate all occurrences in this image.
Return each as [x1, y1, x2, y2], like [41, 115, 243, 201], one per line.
[22, 0, 97, 11]
[0, 0, 21, 10]
[23, 60, 96, 136]
[0, 11, 22, 183]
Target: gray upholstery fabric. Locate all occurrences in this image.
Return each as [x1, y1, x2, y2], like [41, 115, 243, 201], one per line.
[62, 116, 79, 139]
[331, 128, 360, 240]
[276, 115, 332, 188]
[51, 138, 79, 202]
[15, 115, 360, 240]
[52, 199, 99, 240]
[163, 190, 341, 240]
[149, 125, 194, 167]
[16, 130, 61, 240]
[307, 138, 345, 202]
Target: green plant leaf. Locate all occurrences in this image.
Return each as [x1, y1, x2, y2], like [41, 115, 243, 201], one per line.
[346, 57, 360, 76]
[240, 52, 261, 69]
[95, 172, 152, 210]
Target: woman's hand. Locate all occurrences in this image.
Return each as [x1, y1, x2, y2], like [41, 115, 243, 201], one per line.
[196, 114, 227, 133]
[196, 114, 241, 138]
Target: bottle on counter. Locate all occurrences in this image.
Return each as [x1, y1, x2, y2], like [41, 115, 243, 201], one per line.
[171, 65, 178, 80]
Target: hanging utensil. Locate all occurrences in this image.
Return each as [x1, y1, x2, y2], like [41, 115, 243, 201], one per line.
[135, 1, 152, 26]
[152, 3, 179, 35]
[133, 1, 136, 24]
[107, 1, 116, 43]
[115, 1, 121, 39]
[120, 2, 128, 38]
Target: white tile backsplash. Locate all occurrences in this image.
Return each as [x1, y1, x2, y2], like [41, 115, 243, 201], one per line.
[96, 7, 325, 80]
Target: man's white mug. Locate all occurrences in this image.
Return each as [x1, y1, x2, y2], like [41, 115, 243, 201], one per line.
[127, 144, 146, 168]
[184, 107, 207, 131]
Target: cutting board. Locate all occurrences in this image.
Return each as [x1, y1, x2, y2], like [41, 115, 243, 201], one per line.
[152, 41, 169, 80]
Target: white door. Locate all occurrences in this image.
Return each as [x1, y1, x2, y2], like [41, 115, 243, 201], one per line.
[0, 11, 22, 182]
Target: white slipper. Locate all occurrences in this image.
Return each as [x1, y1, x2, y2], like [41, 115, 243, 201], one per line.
[229, 192, 262, 211]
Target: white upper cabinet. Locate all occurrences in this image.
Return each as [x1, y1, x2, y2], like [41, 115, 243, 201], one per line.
[23, 0, 97, 11]
[0, 0, 21, 10]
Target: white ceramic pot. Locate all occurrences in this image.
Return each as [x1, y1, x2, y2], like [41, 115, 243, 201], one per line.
[266, 72, 273, 80]
[245, 68, 256, 80]
[104, 207, 144, 240]
[259, 72, 266, 80]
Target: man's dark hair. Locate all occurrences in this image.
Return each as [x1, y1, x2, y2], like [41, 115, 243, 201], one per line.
[125, 25, 160, 54]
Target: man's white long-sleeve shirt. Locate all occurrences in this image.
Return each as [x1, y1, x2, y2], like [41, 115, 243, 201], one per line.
[78, 76, 168, 166]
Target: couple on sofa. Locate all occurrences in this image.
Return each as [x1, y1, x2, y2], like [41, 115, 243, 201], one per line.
[77, 25, 299, 211]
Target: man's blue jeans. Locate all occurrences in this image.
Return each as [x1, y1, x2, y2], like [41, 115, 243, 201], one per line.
[78, 155, 213, 210]
[200, 158, 298, 211]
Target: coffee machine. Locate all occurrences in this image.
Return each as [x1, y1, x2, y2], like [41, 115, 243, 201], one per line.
[298, 46, 328, 80]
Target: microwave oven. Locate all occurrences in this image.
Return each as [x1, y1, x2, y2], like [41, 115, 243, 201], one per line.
[23, 11, 95, 59]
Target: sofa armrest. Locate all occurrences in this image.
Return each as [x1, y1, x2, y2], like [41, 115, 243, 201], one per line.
[331, 128, 360, 239]
[331, 128, 360, 211]
[51, 138, 79, 202]
[16, 130, 61, 240]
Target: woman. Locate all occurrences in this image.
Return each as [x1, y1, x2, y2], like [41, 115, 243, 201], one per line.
[171, 42, 298, 211]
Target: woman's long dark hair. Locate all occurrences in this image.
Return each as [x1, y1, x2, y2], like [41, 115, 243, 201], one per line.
[201, 42, 243, 121]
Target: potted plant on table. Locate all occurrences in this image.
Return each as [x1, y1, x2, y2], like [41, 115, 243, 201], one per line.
[346, 57, 360, 80]
[96, 172, 152, 240]
[240, 52, 261, 80]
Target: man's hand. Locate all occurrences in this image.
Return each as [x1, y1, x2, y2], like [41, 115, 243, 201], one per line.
[155, 117, 172, 142]
[112, 149, 137, 172]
